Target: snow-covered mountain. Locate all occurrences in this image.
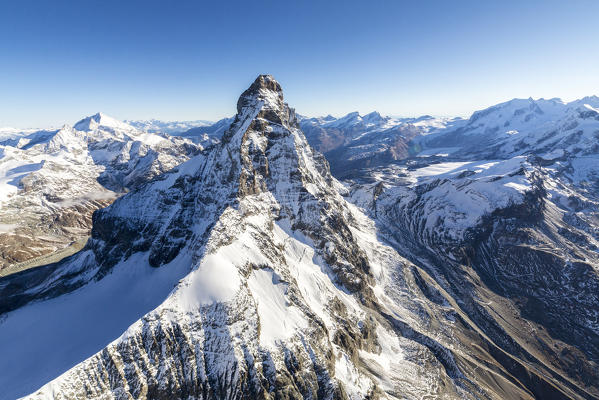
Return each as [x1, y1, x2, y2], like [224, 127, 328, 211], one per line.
[299, 112, 462, 177]
[296, 96, 599, 180]
[422, 96, 599, 159]
[1, 76, 596, 400]
[345, 154, 599, 399]
[396, 114, 465, 135]
[125, 118, 214, 135]
[0, 113, 199, 274]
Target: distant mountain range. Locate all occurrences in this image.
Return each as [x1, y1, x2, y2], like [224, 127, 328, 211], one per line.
[423, 96, 599, 159]
[127, 111, 463, 177]
[125, 118, 214, 135]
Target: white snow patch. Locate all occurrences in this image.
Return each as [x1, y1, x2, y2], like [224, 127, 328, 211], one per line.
[416, 147, 461, 157]
[247, 268, 308, 346]
[0, 223, 18, 233]
[411, 162, 471, 177]
[186, 252, 242, 306]
[334, 352, 373, 398]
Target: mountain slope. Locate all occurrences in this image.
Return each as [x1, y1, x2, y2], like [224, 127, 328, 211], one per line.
[344, 97, 599, 399]
[348, 155, 599, 399]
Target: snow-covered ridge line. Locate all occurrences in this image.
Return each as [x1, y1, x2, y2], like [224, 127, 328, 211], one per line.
[422, 95, 599, 159]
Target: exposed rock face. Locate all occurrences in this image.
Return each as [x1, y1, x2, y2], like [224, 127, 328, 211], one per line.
[0, 119, 199, 273]
[1, 76, 598, 400]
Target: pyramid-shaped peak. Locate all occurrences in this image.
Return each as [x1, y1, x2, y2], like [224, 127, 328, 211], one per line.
[74, 112, 135, 132]
[364, 111, 382, 118]
[363, 111, 385, 123]
[236, 74, 285, 114]
[224, 75, 299, 143]
[248, 74, 282, 93]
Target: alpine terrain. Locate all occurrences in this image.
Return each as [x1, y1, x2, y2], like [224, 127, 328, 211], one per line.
[0, 114, 199, 275]
[0, 76, 597, 400]
[298, 113, 461, 178]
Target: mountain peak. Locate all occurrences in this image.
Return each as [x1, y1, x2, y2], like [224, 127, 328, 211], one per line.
[363, 111, 382, 118]
[224, 74, 297, 143]
[247, 74, 282, 93]
[579, 95, 599, 108]
[236, 74, 284, 114]
[362, 111, 385, 124]
[74, 112, 135, 132]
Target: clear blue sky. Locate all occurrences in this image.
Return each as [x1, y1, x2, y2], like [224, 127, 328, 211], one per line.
[1, 0, 598, 128]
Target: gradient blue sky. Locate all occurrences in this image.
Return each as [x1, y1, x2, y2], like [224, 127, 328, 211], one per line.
[1, 0, 598, 128]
